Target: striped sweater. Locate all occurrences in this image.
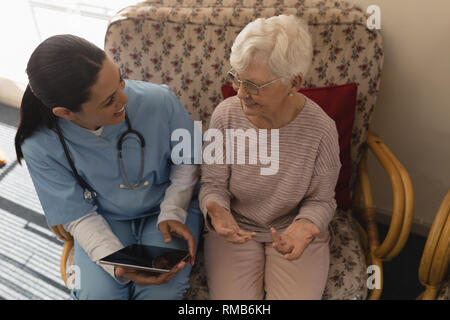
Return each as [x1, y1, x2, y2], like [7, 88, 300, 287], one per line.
[199, 95, 341, 242]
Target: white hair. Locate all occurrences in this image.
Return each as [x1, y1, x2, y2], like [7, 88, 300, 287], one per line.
[230, 15, 313, 84]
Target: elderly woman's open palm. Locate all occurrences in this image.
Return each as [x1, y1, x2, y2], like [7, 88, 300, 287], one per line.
[205, 201, 256, 244]
[270, 219, 321, 260]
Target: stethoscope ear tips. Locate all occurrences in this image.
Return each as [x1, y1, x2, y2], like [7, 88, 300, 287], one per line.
[119, 180, 149, 189]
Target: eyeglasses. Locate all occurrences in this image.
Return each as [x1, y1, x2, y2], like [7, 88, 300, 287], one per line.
[227, 69, 281, 95]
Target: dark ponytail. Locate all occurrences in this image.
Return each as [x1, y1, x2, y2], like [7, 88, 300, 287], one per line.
[14, 34, 106, 164]
[15, 85, 57, 164]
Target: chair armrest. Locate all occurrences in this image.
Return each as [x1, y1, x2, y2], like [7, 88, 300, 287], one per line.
[366, 131, 414, 260]
[418, 191, 450, 300]
[357, 131, 414, 258]
[357, 131, 414, 299]
[50, 224, 74, 242]
[50, 224, 74, 288]
[60, 240, 75, 288]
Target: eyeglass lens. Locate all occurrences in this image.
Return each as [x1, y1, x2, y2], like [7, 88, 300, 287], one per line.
[228, 72, 258, 94]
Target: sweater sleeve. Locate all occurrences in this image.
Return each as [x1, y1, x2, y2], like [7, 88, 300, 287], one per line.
[198, 105, 232, 230]
[63, 211, 129, 284]
[157, 164, 199, 226]
[295, 122, 341, 234]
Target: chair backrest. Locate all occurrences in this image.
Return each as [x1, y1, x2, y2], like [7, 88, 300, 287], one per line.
[105, 0, 384, 189]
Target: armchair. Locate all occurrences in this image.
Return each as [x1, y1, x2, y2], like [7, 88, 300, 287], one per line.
[417, 191, 449, 300]
[52, 0, 414, 300]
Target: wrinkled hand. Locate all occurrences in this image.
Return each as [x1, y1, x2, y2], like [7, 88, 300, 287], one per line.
[270, 219, 320, 260]
[206, 201, 256, 244]
[115, 262, 187, 286]
[158, 220, 196, 265]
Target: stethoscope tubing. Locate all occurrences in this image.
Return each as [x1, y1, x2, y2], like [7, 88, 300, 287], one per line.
[55, 110, 147, 201]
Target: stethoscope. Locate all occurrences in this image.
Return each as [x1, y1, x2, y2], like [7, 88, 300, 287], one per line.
[117, 113, 149, 190]
[55, 111, 148, 202]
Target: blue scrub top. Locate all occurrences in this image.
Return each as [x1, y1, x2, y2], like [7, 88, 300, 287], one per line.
[22, 80, 199, 227]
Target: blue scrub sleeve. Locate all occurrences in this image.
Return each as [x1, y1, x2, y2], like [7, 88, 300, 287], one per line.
[24, 152, 96, 227]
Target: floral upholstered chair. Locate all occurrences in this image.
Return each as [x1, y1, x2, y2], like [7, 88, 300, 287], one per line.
[52, 0, 415, 300]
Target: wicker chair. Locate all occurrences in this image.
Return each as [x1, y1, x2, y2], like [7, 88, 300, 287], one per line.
[51, 0, 415, 300]
[417, 191, 449, 300]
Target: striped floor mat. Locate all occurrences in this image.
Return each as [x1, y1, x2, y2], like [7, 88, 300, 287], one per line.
[0, 103, 70, 299]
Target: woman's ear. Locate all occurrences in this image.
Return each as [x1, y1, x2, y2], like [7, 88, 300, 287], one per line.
[52, 107, 75, 121]
[290, 74, 303, 94]
[292, 74, 303, 92]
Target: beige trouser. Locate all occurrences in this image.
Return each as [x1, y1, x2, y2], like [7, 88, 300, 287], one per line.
[204, 231, 330, 300]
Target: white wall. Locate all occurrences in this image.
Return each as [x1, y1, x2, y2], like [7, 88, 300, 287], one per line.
[347, 0, 450, 233]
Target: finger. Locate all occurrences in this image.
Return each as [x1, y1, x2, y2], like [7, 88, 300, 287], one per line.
[116, 267, 160, 285]
[171, 225, 197, 260]
[120, 262, 186, 286]
[175, 228, 196, 265]
[114, 266, 126, 278]
[273, 242, 290, 254]
[226, 235, 247, 244]
[281, 237, 294, 252]
[166, 261, 187, 280]
[284, 243, 306, 261]
[273, 236, 293, 254]
[236, 229, 256, 239]
[186, 235, 197, 265]
[159, 222, 172, 243]
[270, 227, 281, 243]
[226, 232, 254, 244]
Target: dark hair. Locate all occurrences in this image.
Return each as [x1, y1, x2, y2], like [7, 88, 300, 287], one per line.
[15, 34, 106, 163]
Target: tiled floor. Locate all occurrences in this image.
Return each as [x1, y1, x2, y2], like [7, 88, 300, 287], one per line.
[0, 103, 70, 299]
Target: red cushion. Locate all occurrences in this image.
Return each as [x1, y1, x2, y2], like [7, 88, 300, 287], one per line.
[221, 83, 357, 210]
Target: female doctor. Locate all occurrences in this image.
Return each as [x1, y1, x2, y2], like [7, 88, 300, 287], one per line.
[14, 34, 203, 300]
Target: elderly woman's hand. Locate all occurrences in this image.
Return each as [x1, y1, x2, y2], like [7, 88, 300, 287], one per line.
[206, 201, 256, 244]
[270, 219, 320, 260]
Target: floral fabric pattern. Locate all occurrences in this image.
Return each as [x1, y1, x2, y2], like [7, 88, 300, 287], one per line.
[437, 278, 449, 300]
[105, 0, 383, 299]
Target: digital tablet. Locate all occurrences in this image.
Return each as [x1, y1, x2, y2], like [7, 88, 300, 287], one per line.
[99, 244, 190, 274]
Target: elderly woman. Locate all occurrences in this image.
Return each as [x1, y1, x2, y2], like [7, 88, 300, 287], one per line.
[199, 15, 341, 300]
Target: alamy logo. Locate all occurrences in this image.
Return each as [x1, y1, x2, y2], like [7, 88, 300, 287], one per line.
[366, 5, 382, 30]
[171, 121, 279, 175]
[367, 265, 381, 290]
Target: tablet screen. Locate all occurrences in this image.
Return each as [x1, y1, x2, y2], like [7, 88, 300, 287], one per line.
[99, 244, 190, 273]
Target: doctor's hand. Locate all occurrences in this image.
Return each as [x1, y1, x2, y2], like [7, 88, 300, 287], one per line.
[205, 201, 256, 244]
[270, 219, 320, 260]
[114, 261, 187, 286]
[158, 220, 196, 265]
